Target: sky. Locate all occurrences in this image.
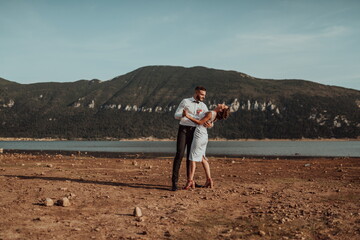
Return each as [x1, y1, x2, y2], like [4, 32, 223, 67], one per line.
[1, 0, 359, 90]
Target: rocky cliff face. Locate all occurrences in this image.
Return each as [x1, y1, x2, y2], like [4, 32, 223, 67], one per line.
[0, 66, 359, 139]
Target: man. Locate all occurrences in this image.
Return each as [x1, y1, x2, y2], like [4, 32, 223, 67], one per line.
[171, 86, 211, 191]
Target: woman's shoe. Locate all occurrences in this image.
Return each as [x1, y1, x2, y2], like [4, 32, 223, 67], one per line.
[183, 180, 195, 190]
[204, 178, 214, 188]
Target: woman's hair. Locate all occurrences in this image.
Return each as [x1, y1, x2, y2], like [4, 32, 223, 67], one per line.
[216, 107, 230, 120]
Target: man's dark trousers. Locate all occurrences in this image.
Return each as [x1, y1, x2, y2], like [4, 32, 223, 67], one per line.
[172, 125, 195, 188]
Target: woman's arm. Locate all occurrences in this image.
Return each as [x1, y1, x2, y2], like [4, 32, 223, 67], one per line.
[183, 109, 212, 125]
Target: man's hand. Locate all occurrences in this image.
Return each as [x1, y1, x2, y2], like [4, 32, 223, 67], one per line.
[203, 121, 213, 128]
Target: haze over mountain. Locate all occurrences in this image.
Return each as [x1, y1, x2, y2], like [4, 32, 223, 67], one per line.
[0, 66, 359, 139]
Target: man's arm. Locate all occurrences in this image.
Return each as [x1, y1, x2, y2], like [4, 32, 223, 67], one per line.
[184, 110, 212, 125]
[174, 99, 186, 120]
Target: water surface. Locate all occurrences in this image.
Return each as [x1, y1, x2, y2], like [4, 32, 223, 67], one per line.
[1, 140, 359, 157]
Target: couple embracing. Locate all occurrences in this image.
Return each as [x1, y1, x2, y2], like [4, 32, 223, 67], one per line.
[171, 86, 230, 191]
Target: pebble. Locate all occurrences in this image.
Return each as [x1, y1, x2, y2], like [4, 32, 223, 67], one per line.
[44, 198, 54, 207]
[57, 197, 71, 207]
[67, 193, 77, 199]
[134, 207, 142, 217]
[164, 231, 171, 237]
[259, 230, 266, 236]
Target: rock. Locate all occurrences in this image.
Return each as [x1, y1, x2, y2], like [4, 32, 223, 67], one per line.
[67, 193, 77, 199]
[46, 164, 53, 168]
[136, 216, 145, 222]
[57, 197, 71, 207]
[44, 198, 54, 207]
[164, 231, 171, 237]
[259, 230, 266, 236]
[304, 164, 311, 167]
[134, 207, 142, 217]
[138, 231, 147, 235]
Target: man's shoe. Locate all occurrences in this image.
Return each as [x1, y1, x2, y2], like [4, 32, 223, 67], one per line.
[195, 183, 203, 188]
[171, 184, 178, 191]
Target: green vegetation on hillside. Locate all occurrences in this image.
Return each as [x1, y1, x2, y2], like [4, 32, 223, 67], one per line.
[0, 66, 359, 139]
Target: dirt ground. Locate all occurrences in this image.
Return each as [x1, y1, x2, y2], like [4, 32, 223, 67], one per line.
[0, 152, 359, 240]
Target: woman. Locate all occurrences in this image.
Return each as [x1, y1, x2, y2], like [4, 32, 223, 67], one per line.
[182, 104, 230, 189]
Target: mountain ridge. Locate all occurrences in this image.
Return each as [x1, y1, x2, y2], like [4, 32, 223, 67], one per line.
[0, 65, 359, 139]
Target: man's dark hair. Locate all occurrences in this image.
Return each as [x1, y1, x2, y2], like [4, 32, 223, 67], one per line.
[195, 86, 206, 91]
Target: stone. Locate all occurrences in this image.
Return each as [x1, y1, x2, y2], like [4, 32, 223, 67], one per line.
[134, 207, 142, 217]
[44, 198, 54, 207]
[259, 230, 266, 236]
[67, 192, 77, 199]
[136, 216, 145, 222]
[164, 231, 171, 237]
[57, 197, 71, 207]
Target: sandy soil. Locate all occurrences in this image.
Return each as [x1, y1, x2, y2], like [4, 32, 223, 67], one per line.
[0, 152, 359, 240]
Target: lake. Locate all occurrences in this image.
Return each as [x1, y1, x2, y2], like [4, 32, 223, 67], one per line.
[0, 140, 359, 157]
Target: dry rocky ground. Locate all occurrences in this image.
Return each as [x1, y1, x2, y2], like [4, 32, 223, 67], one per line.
[0, 152, 359, 240]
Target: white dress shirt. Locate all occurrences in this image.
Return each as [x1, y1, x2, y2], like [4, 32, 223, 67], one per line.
[174, 97, 209, 127]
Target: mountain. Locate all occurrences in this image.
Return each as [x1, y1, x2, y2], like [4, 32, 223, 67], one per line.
[0, 65, 359, 139]
[0, 77, 19, 86]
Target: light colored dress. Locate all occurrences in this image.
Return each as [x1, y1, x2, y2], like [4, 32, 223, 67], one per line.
[189, 111, 217, 162]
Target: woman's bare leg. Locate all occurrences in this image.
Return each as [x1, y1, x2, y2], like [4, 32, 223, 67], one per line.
[201, 157, 214, 188]
[189, 160, 196, 181]
[184, 160, 196, 189]
[201, 157, 211, 180]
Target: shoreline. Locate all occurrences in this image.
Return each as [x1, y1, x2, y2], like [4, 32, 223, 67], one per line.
[0, 137, 359, 142]
[1, 149, 358, 159]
